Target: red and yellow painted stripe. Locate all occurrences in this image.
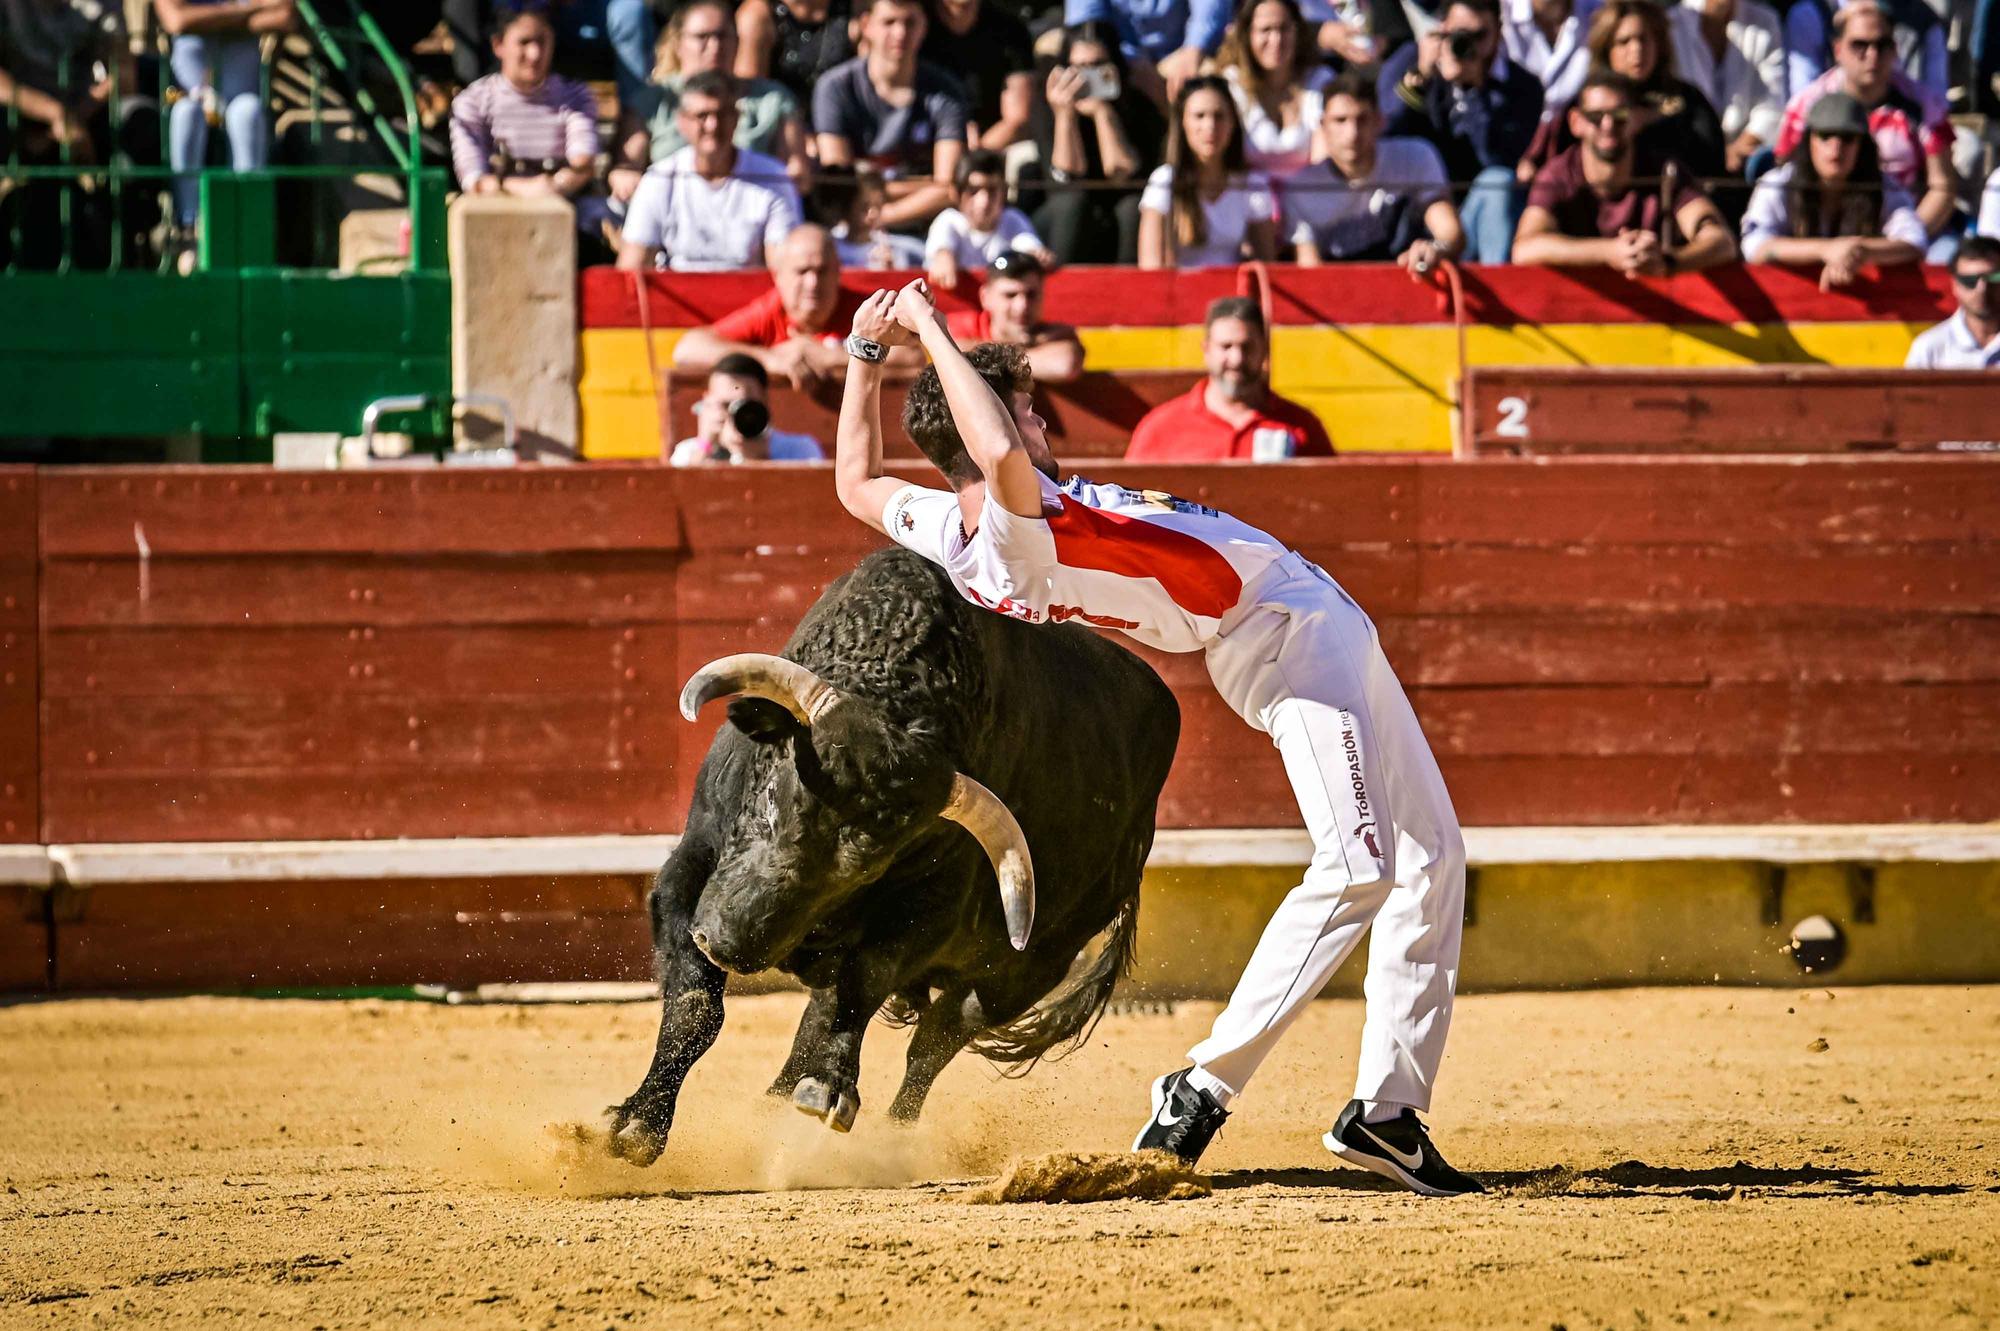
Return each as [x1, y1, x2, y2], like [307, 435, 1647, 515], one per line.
[577, 264, 1957, 459]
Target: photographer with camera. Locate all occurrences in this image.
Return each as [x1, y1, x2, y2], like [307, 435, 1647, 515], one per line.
[1378, 0, 1542, 261]
[669, 354, 826, 464]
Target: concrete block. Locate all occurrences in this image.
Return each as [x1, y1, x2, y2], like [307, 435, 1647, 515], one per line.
[449, 194, 578, 454]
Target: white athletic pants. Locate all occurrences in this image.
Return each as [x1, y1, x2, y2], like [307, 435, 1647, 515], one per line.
[1190, 554, 1466, 1112]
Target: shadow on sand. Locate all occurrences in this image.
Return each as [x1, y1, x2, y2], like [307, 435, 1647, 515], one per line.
[1214, 1160, 1972, 1201]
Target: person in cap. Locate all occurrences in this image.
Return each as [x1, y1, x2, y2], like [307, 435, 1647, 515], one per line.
[1740, 91, 1924, 290]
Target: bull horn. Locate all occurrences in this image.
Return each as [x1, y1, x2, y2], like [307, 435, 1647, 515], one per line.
[679, 653, 842, 725]
[940, 774, 1036, 950]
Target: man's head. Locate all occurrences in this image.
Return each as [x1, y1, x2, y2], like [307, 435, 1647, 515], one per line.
[1833, 0, 1895, 103]
[978, 252, 1046, 343]
[770, 225, 841, 330]
[1569, 71, 1638, 169]
[902, 342, 1054, 488]
[1202, 296, 1269, 404]
[678, 71, 741, 163]
[954, 150, 1008, 231]
[1952, 236, 2000, 325]
[1435, 0, 1501, 87]
[696, 353, 776, 455]
[663, 0, 736, 77]
[862, 0, 927, 70]
[491, 2, 555, 90]
[1320, 68, 1381, 179]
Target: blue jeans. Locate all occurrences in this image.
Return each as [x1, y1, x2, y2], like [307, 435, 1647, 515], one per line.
[555, 0, 657, 113]
[168, 35, 267, 227]
[1459, 164, 1523, 264]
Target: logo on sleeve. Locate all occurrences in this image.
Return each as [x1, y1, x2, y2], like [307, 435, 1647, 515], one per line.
[897, 508, 915, 532]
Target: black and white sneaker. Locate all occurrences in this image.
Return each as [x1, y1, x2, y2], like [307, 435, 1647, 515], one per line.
[1130, 1067, 1229, 1165]
[1323, 1100, 1485, 1197]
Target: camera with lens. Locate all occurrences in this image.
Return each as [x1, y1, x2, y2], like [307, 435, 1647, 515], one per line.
[1445, 29, 1482, 60]
[726, 396, 771, 439]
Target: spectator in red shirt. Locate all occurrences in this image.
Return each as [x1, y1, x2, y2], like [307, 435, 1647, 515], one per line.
[943, 252, 1085, 384]
[1126, 296, 1333, 461]
[672, 224, 922, 386]
[1513, 72, 1737, 277]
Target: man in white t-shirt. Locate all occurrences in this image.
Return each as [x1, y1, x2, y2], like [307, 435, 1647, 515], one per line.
[1286, 69, 1464, 269]
[1906, 236, 2000, 369]
[669, 354, 826, 464]
[618, 71, 802, 273]
[830, 278, 1483, 1197]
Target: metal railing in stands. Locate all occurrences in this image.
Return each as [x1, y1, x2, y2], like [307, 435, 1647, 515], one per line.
[0, 4, 435, 275]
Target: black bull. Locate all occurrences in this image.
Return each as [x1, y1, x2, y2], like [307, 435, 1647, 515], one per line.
[604, 548, 1179, 1163]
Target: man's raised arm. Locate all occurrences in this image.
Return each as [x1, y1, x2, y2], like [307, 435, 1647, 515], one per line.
[833, 290, 915, 533]
[891, 281, 1045, 519]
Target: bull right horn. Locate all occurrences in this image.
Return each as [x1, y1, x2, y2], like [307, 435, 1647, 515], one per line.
[679, 653, 842, 725]
[940, 775, 1036, 951]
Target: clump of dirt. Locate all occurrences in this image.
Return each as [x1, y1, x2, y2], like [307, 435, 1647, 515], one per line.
[1503, 1165, 1580, 1198]
[970, 1150, 1210, 1204]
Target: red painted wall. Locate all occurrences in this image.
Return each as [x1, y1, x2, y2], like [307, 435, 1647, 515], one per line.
[28, 456, 2000, 846]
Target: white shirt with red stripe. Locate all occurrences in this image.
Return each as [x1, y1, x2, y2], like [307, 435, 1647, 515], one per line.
[882, 472, 1291, 654]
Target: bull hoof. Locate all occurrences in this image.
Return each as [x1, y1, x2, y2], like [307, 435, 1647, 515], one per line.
[791, 1077, 859, 1133]
[601, 1107, 666, 1167]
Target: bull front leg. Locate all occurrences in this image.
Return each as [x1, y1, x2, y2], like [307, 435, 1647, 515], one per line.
[764, 985, 838, 1102]
[786, 952, 903, 1133]
[604, 844, 722, 1166]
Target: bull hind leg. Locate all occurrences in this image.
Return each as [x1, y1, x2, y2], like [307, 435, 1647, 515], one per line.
[887, 988, 985, 1123]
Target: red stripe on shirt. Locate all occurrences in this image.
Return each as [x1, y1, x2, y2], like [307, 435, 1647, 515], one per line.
[1044, 495, 1244, 620]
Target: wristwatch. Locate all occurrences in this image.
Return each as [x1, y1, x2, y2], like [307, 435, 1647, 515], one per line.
[845, 334, 889, 363]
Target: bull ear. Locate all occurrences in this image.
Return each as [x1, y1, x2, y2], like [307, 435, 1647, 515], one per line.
[727, 697, 802, 744]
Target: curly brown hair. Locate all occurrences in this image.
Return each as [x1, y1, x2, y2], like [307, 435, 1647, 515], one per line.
[901, 342, 1033, 487]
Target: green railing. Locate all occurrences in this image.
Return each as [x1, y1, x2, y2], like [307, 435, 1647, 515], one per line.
[0, 11, 452, 456]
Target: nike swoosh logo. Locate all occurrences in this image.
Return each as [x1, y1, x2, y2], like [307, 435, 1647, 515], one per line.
[1356, 1123, 1425, 1171]
[1156, 1101, 1186, 1128]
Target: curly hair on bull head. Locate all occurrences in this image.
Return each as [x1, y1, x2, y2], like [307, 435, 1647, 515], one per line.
[900, 342, 1032, 487]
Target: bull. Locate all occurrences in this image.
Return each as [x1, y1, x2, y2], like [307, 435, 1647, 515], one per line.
[603, 546, 1178, 1163]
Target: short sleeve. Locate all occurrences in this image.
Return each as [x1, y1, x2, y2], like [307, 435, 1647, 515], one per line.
[928, 77, 972, 144]
[763, 175, 803, 259]
[711, 291, 783, 345]
[1525, 157, 1569, 213]
[1398, 139, 1451, 208]
[812, 67, 865, 145]
[562, 82, 601, 161]
[1139, 165, 1174, 216]
[1001, 209, 1044, 252]
[925, 209, 962, 258]
[624, 169, 670, 249]
[1242, 172, 1276, 224]
[883, 484, 963, 565]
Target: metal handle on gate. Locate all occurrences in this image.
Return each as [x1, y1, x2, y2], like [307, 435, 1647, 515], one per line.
[356, 393, 518, 461]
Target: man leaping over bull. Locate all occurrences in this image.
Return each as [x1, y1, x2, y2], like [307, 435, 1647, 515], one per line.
[831, 279, 1482, 1198]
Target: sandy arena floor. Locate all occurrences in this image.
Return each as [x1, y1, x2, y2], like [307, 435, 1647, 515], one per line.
[2, 986, 1996, 1329]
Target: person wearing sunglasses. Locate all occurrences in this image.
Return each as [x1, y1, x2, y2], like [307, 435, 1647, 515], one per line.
[1740, 91, 1923, 291]
[1772, 0, 1959, 259]
[1514, 70, 1737, 277]
[1780, 0, 1945, 105]
[1904, 236, 2000, 372]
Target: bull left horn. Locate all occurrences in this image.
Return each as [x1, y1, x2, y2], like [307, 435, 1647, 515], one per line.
[679, 653, 842, 724]
[940, 775, 1036, 950]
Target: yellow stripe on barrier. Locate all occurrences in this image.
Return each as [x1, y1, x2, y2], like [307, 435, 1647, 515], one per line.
[577, 321, 1935, 459]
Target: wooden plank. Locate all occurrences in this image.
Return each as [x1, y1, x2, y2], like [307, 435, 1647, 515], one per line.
[1415, 545, 1996, 614]
[40, 770, 682, 843]
[54, 876, 653, 990]
[38, 465, 689, 557]
[1421, 456, 2000, 545]
[0, 470, 37, 845]
[1463, 367, 1999, 454]
[39, 625, 680, 698]
[39, 553, 682, 629]
[1385, 613, 2000, 687]
[43, 694, 681, 773]
[0, 891, 46, 992]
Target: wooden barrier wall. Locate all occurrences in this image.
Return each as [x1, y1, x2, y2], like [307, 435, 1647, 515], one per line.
[21, 455, 2000, 845]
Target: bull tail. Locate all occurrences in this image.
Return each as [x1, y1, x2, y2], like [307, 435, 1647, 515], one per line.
[969, 891, 1140, 1074]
